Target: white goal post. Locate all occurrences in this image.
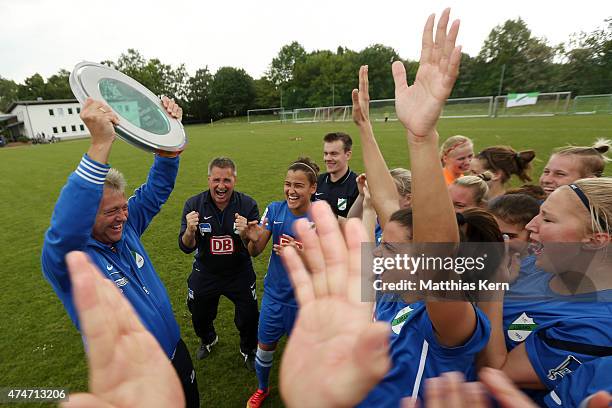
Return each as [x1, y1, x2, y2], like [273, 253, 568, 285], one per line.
[250, 91, 588, 123]
[493, 92, 572, 117]
[247, 107, 295, 123]
[293, 106, 352, 123]
[572, 94, 612, 115]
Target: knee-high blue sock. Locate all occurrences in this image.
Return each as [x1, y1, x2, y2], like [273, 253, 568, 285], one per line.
[255, 347, 274, 391]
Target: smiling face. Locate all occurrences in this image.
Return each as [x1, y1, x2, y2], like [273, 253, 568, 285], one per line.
[539, 154, 584, 196]
[323, 140, 351, 176]
[443, 143, 474, 174]
[208, 166, 236, 209]
[525, 187, 591, 271]
[284, 169, 316, 214]
[448, 183, 479, 212]
[93, 188, 129, 245]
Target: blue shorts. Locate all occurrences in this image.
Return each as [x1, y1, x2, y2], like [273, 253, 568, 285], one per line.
[257, 294, 298, 346]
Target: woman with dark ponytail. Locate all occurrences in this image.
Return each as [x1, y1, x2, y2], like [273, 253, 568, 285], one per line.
[470, 145, 536, 199]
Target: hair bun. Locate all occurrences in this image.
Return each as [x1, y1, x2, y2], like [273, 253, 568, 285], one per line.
[593, 138, 612, 155]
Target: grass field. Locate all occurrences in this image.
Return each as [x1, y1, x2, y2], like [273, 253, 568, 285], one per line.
[1, 114, 612, 407]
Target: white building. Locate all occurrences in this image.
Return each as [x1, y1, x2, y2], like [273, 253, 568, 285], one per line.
[7, 99, 88, 140]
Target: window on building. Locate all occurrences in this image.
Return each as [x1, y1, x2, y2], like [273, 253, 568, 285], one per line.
[49, 109, 54, 116]
[61, 126, 67, 133]
[57, 108, 64, 116]
[125, 105, 130, 112]
[53, 127, 58, 133]
[68, 108, 73, 114]
[77, 107, 81, 113]
[80, 124, 85, 131]
[71, 125, 77, 132]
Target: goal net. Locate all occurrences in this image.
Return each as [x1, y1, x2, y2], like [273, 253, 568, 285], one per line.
[293, 106, 352, 123]
[572, 94, 612, 115]
[247, 108, 293, 123]
[493, 92, 572, 117]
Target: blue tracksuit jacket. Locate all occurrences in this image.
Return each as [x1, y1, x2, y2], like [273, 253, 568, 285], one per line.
[41, 153, 181, 358]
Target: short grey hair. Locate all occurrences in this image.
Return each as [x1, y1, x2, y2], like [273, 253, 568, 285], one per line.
[208, 157, 237, 176]
[105, 168, 127, 193]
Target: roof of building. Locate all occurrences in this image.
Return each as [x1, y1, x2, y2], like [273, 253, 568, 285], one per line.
[7, 99, 79, 112]
[0, 114, 18, 122]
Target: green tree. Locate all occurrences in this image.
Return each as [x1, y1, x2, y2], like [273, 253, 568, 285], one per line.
[358, 44, 400, 100]
[45, 69, 73, 99]
[476, 18, 557, 95]
[185, 67, 213, 122]
[209, 67, 256, 118]
[108, 49, 189, 101]
[17, 73, 46, 100]
[254, 76, 280, 109]
[0, 76, 18, 112]
[560, 18, 612, 95]
[268, 42, 306, 87]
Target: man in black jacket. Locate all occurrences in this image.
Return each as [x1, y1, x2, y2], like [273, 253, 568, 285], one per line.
[316, 132, 359, 218]
[179, 157, 259, 370]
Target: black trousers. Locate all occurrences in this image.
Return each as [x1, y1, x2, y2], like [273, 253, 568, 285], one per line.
[171, 338, 200, 408]
[187, 268, 259, 354]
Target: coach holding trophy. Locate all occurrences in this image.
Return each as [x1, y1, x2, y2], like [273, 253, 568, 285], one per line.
[41, 96, 200, 408]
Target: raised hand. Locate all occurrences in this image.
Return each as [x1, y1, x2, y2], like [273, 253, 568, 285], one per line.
[356, 174, 372, 204]
[185, 211, 199, 234]
[161, 95, 183, 122]
[392, 8, 461, 139]
[61, 252, 184, 408]
[352, 65, 371, 127]
[235, 213, 262, 242]
[280, 201, 390, 408]
[81, 98, 120, 163]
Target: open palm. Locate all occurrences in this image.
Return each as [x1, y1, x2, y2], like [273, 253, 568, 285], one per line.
[280, 202, 390, 408]
[63, 252, 184, 408]
[393, 9, 462, 138]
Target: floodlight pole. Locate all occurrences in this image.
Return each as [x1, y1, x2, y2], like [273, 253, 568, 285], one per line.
[332, 84, 335, 107]
[497, 64, 506, 96]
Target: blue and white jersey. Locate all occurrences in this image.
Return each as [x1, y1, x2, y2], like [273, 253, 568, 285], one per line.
[544, 356, 612, 408]
[261, 200, 310, 306]
[503, 269, 612, 352]
[502, 262, 612, 396]
[358, 298, 490, 407]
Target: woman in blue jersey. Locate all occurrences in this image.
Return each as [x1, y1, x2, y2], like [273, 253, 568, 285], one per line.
[242, 157, 320, 408]
[479, 177, 612, 400]
[350, 10, 505, 405]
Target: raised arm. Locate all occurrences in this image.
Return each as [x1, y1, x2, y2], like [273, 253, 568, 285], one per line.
[41, 99, 119, 320]
[352, 66, 400, 229]
[393, 9, 475, 346]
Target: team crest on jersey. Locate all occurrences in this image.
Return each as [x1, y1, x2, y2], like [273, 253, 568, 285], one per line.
[337, 198, 348, 211]
[507, 312, 537, 342]
[199, 223, 212, 235]
[211, 235, 234, 254]
[131, 250, 145, 268]
[391, 305, 414, 335]
[547, 355, 582, 381]
[114, 277, 128, 288]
